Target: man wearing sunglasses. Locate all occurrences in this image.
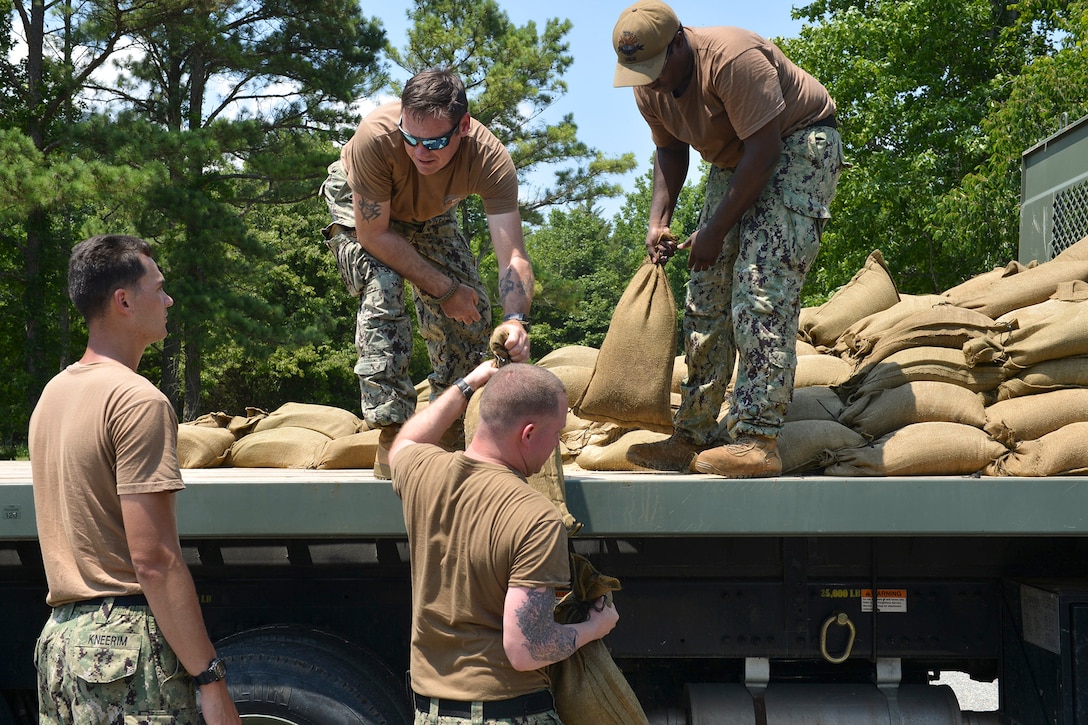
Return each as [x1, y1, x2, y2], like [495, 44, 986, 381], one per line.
[320, 68, 533, 478]
[612, 0, 844, 477]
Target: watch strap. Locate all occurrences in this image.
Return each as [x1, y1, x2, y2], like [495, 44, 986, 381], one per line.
[454, 378, 474, 401]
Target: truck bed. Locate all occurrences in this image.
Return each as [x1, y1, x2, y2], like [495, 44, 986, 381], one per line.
[4, 460, 1088, 539]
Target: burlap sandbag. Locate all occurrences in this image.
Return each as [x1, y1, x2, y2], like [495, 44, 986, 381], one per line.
[777, 420, 867, 474]
[529, 447, 579, 534]
[941, 260, 1034, 301]
[839, 381, 987, 441]
[824, 422, 1007, 476]
[177, 425, 235, 469]
[187, 411, 235, 428]
[983, 299, 1088, 371]
[575, 429, 670, 471]
[798, 250, 900, 348]
[794, 353, 852, 387]
[227, 426, 331, 468]
[549, 553, 649, 725]
[996, 295, 1086, 328]
[313, 429, 380, 469]
[537, 345, 600, 370]
[984, 388, 1088, 447]
[984, 422, 1088, 476]
[831, 295, 949, 359]
[253, 402, 364, 439]
[837, 346, 1006, 403]
[844, 304, 1005, 372]
[549, 365, 595, 407]
[945, 259, 1088, 319]
[996, 356, 1088, 400]
[785, 386, 845, 423]
[574, 261, 676, 433]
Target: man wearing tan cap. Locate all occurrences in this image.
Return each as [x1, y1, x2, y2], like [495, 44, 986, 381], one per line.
[613, 0, 844, 477]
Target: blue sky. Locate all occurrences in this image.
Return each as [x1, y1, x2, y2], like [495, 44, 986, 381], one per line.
[367, 1, 809, 218]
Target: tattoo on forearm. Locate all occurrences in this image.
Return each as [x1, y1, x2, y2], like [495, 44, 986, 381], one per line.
[358, 197, 381, 222]
[516, 589, 577, 662]
[499, 268, 527, 305]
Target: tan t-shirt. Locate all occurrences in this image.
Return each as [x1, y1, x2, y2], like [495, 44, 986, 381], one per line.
[392, 444, 569, 701]
[634, 26, 835, 169]
[342, 102, 520, 224]
[29, 362, 184, 607]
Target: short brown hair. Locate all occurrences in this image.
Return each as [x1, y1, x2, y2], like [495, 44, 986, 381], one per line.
[401, 68, 469, 124]
[68, 234, 153, 321]
[478, 364, 566, 434]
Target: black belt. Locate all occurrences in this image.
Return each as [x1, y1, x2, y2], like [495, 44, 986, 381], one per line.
[74, 594, 148, 608]
[413, 690, 554, 719]
[809, 113, 837, 129]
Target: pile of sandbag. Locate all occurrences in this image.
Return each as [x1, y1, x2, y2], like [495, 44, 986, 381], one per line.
[551, 236, 1088, 477]
[178, 402, 380, 470]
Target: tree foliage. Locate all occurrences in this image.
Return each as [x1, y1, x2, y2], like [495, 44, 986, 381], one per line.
[783, 0, 1086, 297]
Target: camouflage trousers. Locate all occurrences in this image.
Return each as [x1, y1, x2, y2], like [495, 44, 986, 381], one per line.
[676, 124, 844, 443]
[320, 161, 491, 429]
[35, 598, 199, 724]
[414, 703, 564, 725]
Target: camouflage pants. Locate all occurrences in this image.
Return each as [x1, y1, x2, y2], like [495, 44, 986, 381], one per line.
[320, 161, 491, 429]
[35, 599, 199, 724]
[414, 703, 564, 725]
[676, 124, 844, 443]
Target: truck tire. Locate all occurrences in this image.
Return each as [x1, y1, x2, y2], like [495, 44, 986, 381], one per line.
[215, 626, 411, 725]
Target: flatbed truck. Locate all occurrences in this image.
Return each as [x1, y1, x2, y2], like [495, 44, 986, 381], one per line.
[4, 113, 1088, 725]
[4, 462, 1088, 724]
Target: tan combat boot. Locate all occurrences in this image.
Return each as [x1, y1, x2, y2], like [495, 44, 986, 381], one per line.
[626, 434, 713, 472]
[374, 425, 401, 480]
[693, 435, 782, 478]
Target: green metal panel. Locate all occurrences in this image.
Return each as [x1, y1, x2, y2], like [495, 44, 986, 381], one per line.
[1020, 112, 1088, 263]
[5, 463, 1088, 539]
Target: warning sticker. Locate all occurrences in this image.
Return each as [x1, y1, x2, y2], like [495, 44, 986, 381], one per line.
[861, 588, 907, 613]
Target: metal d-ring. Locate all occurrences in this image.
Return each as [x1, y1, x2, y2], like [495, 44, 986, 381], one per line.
[820, 612, 856, 664]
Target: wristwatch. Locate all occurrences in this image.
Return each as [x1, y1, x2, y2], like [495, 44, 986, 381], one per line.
[502, 312, 531, 331]
[454, 378, 474, 401]
[193, 657, 227, 685]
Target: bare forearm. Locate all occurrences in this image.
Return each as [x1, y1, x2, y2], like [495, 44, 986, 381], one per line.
[499, 257, 533, 315]
[353, 198, 452, 298]
[137, 556, 217, 675]
[648, 144, 689, 235]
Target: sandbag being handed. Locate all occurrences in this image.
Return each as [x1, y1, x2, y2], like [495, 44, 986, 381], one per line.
[573, 260, 677, 433]
[549, 553, 649, 725]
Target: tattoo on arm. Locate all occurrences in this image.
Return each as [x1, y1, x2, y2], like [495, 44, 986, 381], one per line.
[357, 197, 381, 222]
[516, 588, 577, 663]
[499, 268, 527, 306]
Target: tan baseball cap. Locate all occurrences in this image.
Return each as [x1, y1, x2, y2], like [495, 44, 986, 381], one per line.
[612, 0, 681, 88]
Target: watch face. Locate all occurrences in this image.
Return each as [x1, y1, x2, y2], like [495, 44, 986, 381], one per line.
[211, 658, 227, 678]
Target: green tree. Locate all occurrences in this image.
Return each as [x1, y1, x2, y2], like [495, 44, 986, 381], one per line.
[782, 0, 1079, 296]
[79, 0, 385, 419]
[4, 0, 182, 438]
[931, 0, 1088, 269]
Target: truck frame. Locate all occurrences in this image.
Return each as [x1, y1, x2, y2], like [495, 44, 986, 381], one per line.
[4, 462, 1088, 724]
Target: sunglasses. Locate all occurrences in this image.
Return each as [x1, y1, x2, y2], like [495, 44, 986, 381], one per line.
[398, 115, 462, 151]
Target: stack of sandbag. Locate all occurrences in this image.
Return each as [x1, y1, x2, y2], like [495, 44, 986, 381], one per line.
[178, 402, 379, 470]
[805, 238, 1088, 476]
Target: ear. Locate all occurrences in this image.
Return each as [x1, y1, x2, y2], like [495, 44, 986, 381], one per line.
[459, 112, 472, 134]
[519, 421, 537, 445]
[113, 287, 132, 312]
